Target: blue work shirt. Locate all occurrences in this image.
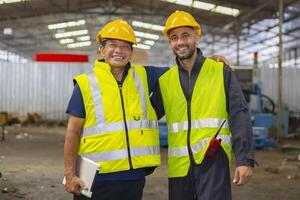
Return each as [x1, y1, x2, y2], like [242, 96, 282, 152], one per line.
[66, 65, 168, 181]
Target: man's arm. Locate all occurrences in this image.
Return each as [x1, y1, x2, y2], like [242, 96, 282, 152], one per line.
[150, 80, 166, 120]
[64, 84, 87, 195]
[64, 115, 86, 195]
[224, 65, 255, 185]
[145, 66, 169, 94]
[144, 66, 168, 119]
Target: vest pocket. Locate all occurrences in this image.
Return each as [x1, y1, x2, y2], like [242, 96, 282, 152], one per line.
[79, 132, 126, 154]
[129, 129, 159, 147]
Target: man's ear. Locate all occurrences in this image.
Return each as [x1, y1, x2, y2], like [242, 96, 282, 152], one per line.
[99, 45, 104, 57]
[128, 47, 133, 60]
[96, 46, 102, 59]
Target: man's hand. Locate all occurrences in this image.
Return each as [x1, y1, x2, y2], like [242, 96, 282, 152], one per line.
[210, 55, 234, 70]
[233, 166, 253, 186]
[65, 175, 87, 196]
[64, 116, 85, 195]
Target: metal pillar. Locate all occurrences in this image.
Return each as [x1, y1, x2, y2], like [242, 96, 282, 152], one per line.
[277, 0, 284, 142]
[236, 28, 240, 66]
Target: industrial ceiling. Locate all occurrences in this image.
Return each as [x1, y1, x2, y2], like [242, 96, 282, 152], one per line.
[0, 0, 300, 66]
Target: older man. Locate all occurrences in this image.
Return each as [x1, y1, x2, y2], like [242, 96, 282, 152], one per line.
[64, 19, 160, 200]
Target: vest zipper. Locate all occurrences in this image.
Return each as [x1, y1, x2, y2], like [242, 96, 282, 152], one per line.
[187, 72, 197, 198]
[187, 74, 194, 163]
[118, 83, 133, 169]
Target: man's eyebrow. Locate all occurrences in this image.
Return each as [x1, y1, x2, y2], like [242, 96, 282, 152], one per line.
[171, 32, 191, 36]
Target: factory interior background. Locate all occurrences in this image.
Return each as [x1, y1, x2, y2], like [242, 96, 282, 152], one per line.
[1, 0, 300, 199]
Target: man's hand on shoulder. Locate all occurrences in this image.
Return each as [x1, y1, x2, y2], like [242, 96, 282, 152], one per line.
[210, 55, 234, 70]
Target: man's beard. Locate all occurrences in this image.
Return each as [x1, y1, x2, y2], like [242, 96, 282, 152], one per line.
[173, 45, 196, 61]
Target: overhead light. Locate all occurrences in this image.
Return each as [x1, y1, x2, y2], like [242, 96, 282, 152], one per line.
[193, 1, 215, 10]
[143, 40, 155, 46]
[48, 19, 86, 30]
[163, 0, 176, 2]
[0, 0, 24, 4]
[132, 21, 164, 31]
[59, 38, 74, 44]
[212, 6, 240, 17]
[55, 29, 88, 38]
[161, 0, 240, 17]
[134, 44, 151, 50]
[67, 41, 91, 48]
[77, 35, 90, 41]
[175, 0, 192, 6]
[3, 28, 13, 35]
[134, 31, 159, 40]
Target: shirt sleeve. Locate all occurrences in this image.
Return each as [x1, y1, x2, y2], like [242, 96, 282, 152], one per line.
[145, 66, 169, 93]
[65, 84, 86, 118]
[146, 66, 169, 120]
[150, 81, 165, 120]
[224, 65, 256, 167]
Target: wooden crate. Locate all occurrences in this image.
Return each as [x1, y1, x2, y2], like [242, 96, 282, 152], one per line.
[0, 112, 8, 141]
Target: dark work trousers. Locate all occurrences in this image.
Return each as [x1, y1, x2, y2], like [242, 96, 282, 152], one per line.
[169, 148, 232, 200]
[74, 177, 145, 200]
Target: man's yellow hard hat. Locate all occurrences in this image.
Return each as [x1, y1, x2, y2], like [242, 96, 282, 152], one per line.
[96, 19, 137, 44]
[163, 10, 201, 40]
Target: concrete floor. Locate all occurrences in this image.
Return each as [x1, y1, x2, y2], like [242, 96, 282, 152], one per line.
[0, 125, 300, 200]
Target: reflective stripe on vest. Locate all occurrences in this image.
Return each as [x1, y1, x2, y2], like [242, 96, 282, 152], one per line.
[82, 120, 158, 137]
[81, 146, 160, 162]
[168, 118, 229, 133]
[132, 68, 147, 120]
[168, 134, 231, 157]
[87, 72, 104, 125]
[82, 68, 156, 137]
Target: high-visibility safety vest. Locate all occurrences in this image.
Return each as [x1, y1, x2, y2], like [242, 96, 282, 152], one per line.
[159, 58, 232, 178]
[74, 60, 160, 174]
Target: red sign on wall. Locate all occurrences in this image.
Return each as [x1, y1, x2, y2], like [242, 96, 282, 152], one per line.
[34, 53, 89, 63]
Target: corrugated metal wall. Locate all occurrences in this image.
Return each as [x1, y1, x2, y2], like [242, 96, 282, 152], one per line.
[260, 66, 300, 111]
[0, 61, 92, 120]
[1, 60, 299, 120]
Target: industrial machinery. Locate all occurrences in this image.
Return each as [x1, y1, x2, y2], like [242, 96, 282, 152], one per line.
[243, 84, 276, 148]
[235, 67, 277, 149]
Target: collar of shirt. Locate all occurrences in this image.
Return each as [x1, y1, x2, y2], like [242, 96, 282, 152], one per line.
[175, 48, 205, 76]
[98, 59, 131, 85]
